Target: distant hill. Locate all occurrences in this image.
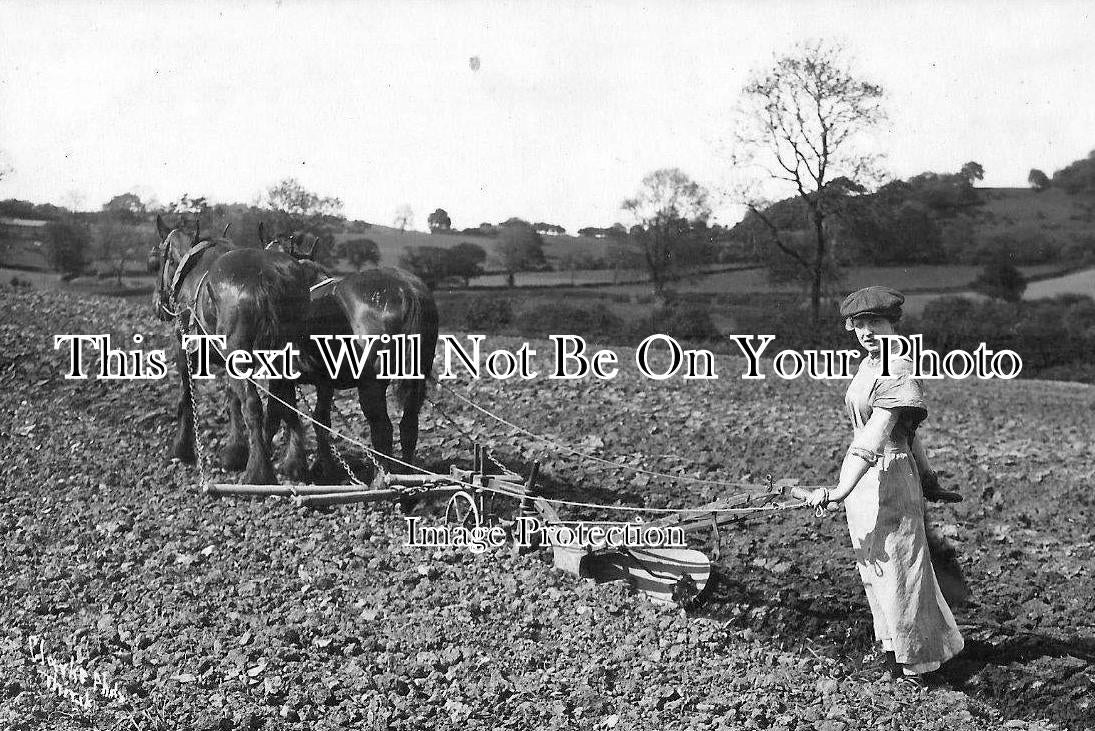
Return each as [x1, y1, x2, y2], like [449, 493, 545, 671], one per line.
[729, 175, 1095, 270]
[969, 187, 1095, 261]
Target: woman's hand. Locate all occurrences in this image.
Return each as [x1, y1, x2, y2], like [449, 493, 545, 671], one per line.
[806, 488, 832, 509]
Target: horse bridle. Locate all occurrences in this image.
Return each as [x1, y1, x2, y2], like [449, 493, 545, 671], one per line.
[155, 231, 216, 322]
[155, 234, 179, 320]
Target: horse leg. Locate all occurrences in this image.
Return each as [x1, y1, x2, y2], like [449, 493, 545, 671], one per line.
[234, 380, 276, 485]
[171, 346, 197, 463]
[358, 380, 394, 473]
[310, 384, 339, 482]
[270, 381, 308, 481]
[263, 382, 285, 447]
[398, 382, 425, 465]
[221, 387, 249, 470]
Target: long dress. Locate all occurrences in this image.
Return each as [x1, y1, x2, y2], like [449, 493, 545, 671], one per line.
[843, 354, 964, 672]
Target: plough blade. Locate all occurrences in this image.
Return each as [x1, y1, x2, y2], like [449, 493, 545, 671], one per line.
[553, 546, 712, 607]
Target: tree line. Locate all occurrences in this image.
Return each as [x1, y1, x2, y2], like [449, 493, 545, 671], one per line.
[6, 38, 1095, 316]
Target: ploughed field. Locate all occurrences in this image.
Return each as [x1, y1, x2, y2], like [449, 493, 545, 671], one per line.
[1, 288, 1093, 731]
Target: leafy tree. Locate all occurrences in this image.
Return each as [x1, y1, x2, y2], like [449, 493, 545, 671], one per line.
[445, 242, 487, 285]
[338, 238, 380, 270]
[264, 178, 343, 225]
[427, 208, 452, 233]
[168, 193, 209, 217]
[840, 190, 945, 265]
[1051, 150, 1095, 194]
[497, 219, 546, 287]
[95, 218, 147, 284]
[399, 246, 448, 288]
[260, 179, 345, 257]
[621, 168, 711, 299]
[577, 224, 628, 239]
[1028, 168, 1050, 192]
[0, 199, 67, 220]
[46, 220, 90, 276]
[393, 205, 414, 232]
[102, 193, 146, 223]
[735, 40, 885, 322]
[959, 161, 985, 185]
[972, 261, 1027, 302]
[533, 222, 566, 236]
[902, 170, 979, 213]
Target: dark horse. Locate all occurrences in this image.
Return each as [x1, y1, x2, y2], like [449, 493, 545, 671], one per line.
[150, 216, 313, 484]
[259, 226, 439, 480]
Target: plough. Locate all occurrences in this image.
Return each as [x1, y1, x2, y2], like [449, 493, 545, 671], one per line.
[206, 445, 808, 606]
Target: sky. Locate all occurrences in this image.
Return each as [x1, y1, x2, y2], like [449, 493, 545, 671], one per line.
[0, 1, 1092, 232]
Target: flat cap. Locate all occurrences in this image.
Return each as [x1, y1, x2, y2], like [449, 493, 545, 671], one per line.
[839, 285, 905, 321]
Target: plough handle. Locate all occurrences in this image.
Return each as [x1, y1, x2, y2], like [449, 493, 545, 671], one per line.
[789, 486, 841, 517]
[789, 487, 814, 502]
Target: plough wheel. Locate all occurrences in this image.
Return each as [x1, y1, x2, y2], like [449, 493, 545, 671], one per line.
[444, 491, 481, 529]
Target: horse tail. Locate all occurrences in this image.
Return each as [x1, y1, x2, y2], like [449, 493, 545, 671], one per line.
[394, 274, 439, 411]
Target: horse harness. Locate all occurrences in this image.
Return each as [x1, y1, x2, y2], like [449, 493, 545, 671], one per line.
[309, 276, 342, 302]
[158, 238, 217, 338]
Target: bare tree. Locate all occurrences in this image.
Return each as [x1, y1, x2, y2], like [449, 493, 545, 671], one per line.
[735, 40, 885, 321]
[393, 205, 414, 233]
[621, 168, 710, 300]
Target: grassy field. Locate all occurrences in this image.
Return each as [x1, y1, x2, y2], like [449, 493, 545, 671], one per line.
[974, 187, 1095, 248]
[901, 265, 1095, 315]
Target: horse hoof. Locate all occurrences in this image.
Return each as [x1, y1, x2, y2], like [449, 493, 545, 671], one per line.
[308, 459, 340, 485]
[239, 467, 277, 485]
[278, 458, 308, 482]
[220, 443, 249, 471]
[171, 442, 196, 464]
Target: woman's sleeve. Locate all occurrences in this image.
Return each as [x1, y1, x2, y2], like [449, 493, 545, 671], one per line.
[870, 361, 927, 429]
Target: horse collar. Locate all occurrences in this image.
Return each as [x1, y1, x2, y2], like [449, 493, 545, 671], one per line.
[170, 240, 217, 303]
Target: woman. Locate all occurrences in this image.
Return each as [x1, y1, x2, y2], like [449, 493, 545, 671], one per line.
[806, 286, 964, 686]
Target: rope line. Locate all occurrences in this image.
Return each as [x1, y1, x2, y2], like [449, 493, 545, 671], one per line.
[179, 318, 813, 515]
[246, 373, 812, 515]
[254, 378, 809, 514]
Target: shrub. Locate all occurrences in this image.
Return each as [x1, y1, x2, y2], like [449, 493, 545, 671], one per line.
[733, 299, 846, 351]
[462, 296, 514, 331]
[971, 262, 1027, 302]
[46, 220, 90, 276]
[907, 295, 1095, 382]
[515, 302, 624, 342]
[651, 304, 722, 342]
